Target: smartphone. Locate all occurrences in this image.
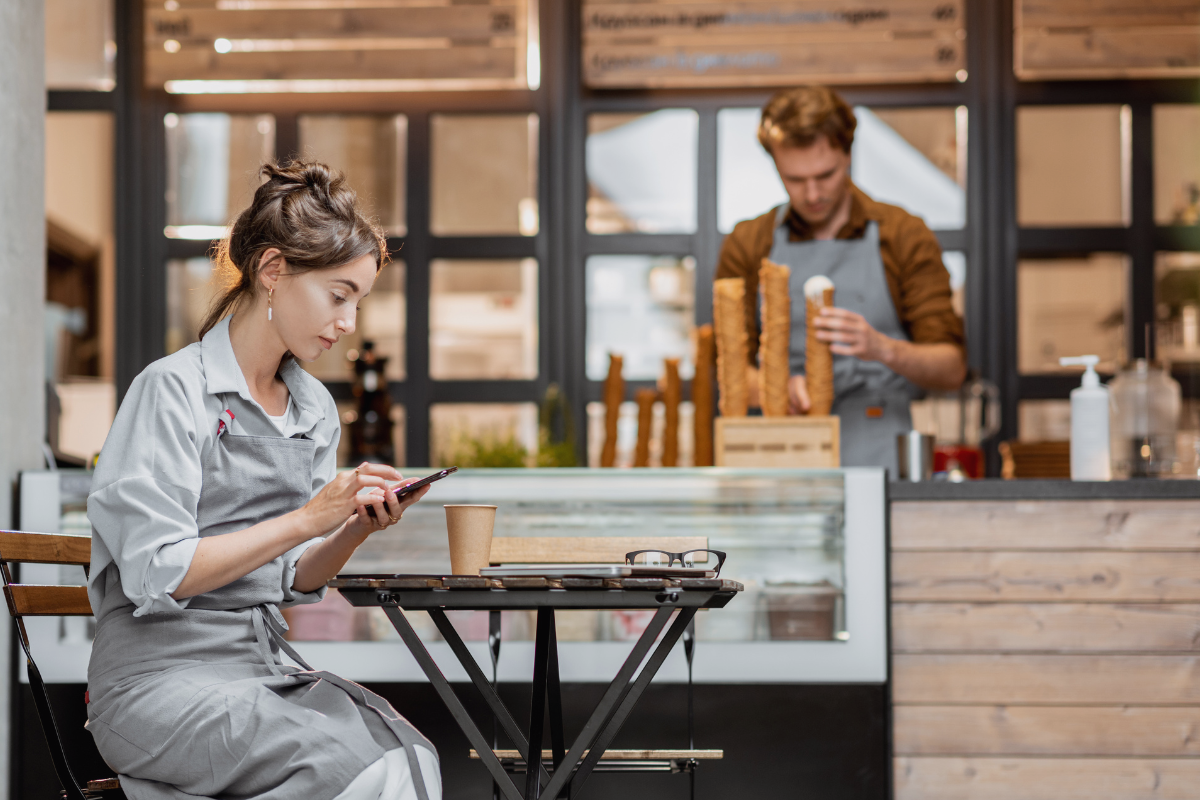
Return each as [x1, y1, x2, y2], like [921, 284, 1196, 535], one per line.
[363, 467, 458, 518]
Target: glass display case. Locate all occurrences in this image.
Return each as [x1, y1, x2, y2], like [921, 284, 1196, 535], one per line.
[19, 468, 886, 684]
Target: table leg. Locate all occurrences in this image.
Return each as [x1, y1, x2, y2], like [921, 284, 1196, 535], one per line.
[382, 606, 527, 800]
[568, 608, 699, 797]
[525, 609, 553, 798]
[424, 609, 553, 790]
[534, 607, 676, 800]
[545, 615, 566, 797]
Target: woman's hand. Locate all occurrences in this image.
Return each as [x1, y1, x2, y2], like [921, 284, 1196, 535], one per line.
[343, 469, 432, 539]
[300, 463, 407, 538]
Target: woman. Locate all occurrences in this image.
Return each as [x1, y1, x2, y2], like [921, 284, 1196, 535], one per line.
[85, 161, 440, 800]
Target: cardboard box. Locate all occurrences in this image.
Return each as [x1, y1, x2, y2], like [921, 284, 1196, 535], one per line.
[714, 416, 840, 468]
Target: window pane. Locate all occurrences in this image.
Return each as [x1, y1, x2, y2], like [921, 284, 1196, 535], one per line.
[1019, 400, 1071, 442]
[299, 115, 406, 236]
[1018, 253, 1128, 374]
[305, 262, 406, 382]
[430, 114, 538, 236]
[942, 251, 966, 320]
[1153, 106, 1200, 226]
[46, 0, 114, 90]
[1017, 105, 1130, 227]
[337, 403, 406, 469]
[854, 107, 966, 231]
[166, 257, 219, 355]
[429, 403, 538, 468]
[587, 110, 698, 234]
[429, 259, 538, 380]
[717, 106, 965, 233]
[165, 113, 275, 237]
[586, 255, 695, 381]
[1155, 252, 1200, 364]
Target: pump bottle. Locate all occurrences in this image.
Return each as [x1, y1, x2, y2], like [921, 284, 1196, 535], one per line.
[1060, 355, 1111, 481]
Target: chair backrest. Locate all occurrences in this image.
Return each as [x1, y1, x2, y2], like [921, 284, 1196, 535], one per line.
[0, 529, 96, 800]
[488, 536, 709, 565]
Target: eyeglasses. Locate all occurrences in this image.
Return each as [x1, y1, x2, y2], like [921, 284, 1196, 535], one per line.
[624, 549, 727, 576]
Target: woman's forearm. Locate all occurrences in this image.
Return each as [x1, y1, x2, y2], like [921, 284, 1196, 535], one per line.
[171, 508, 317, 600]
[292, 523, 368, 593]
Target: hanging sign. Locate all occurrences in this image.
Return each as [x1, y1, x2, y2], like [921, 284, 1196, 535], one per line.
[582, 0, 966, 89]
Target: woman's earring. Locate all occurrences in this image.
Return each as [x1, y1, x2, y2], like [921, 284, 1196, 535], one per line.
[268, 287, 273, 321]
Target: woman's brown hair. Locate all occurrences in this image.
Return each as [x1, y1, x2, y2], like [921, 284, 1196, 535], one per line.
[198, 160, 388, 339]
[757, 85, 857, 155]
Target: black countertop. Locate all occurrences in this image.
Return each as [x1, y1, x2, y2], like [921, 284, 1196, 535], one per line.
[888, 478, 1200, 501]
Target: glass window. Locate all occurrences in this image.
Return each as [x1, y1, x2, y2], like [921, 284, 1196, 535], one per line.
[299, 115, 407, 236]
[587, 110, 698, 234]
[305, 262, 407, 382]
[429, 259, 538, 380]
[429, 114, 538, 237]
[46, 0, 115, 90]
[338, 402, 406, 469]
[165, 113, 275, 238]
[429, 403, 538, 468]
[1154, 252, 1200, 364]
[165, 257, 220, 356]
[1018, 400, 1072, 442]
[1017, 105, 1130, 227]
[586, 255, 695, 381]
[942, 251, 966, 320]
[1153, 105, 1200, 226]
[1018, 254, 1128, 374]
[717, 106, 965, 233]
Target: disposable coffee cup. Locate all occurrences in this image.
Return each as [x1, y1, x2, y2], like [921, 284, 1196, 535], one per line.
[444, 505, 497, 575]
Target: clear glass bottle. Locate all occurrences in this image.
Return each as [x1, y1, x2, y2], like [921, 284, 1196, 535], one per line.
[1109, 359, 1181, 478]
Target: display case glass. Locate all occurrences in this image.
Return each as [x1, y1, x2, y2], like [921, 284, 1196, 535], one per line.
[19, 468, 886, 684]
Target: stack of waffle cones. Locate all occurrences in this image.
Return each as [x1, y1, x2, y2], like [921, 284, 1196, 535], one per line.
[600, 354, 624, 467]
[758, 259, 791, 417]
[713, 278, 749, 417]
[805, 279, 835, 416]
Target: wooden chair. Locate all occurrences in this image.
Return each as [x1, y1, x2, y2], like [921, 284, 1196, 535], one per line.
[470, 536, 723, 799]
[0, 530, 125, 799]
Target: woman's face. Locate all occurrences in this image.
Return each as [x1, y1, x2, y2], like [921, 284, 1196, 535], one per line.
[270, 254, 379, 362]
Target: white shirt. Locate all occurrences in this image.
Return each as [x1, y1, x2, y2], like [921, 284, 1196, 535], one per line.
[86, 316, 341, 618]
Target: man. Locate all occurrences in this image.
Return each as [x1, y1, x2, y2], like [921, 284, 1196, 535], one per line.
[716, 85, 966, 473]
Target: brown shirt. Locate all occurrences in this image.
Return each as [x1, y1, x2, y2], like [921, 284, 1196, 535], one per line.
[715, 183, 965, 365]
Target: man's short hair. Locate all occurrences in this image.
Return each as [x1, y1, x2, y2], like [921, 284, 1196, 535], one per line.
[758, 86, 857, 155]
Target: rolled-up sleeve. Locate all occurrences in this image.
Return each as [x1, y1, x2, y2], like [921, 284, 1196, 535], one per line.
[87, 366, 204, 617]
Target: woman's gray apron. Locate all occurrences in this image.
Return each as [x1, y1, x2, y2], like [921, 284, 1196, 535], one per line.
[769, 205, 919, 476]
[86, 406, 436, 800]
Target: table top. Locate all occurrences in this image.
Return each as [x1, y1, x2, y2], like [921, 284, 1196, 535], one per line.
[330, 574, 743, 610]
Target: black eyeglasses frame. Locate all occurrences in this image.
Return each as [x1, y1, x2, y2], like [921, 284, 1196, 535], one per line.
[624, 549, 727, 576]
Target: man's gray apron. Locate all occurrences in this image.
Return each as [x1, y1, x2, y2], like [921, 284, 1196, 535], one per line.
[86, 407, 436, 800]
[769, 205, 919, 476]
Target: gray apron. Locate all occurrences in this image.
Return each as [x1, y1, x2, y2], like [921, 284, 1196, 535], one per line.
[86, 405, 436, 800]
[769, 205, 918, 476]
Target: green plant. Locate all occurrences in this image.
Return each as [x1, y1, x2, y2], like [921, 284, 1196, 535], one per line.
[444, 431, 529, 468]
[537, 383, 578, 467]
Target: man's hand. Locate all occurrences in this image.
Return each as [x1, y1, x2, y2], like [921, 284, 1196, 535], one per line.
[814, 307, 894, 363]
[787, 375, 811, 415]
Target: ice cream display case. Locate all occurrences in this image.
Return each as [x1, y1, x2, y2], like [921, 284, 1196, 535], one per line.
[18, 467, 887, 685]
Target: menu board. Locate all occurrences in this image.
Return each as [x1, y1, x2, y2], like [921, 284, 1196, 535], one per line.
[582, 0, 966, 89]
[145, 0, 533, 93]
[1016, 0, 1200, 80]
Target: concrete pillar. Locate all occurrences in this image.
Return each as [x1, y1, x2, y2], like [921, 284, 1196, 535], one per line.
[0, 0, 45, 796]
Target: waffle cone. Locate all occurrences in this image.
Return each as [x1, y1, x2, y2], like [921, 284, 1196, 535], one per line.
[758, 259, 791, 417]
[692, 325, 716, 466]
[600, 354, 624, 467]
[713, 278, 749, 417]
[806, 287, 835, 416]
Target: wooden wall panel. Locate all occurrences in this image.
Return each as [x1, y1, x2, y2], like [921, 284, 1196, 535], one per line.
[895, 756, 1200, 800]
[893, 602, 1200, 653]
[1016, 0, 1200, 80]
[891, 500, 1200, 551]
[893, 654, 1200, 704]
[892, 551, 1200, 602]
[581, 0, 966, 89]
[895, 705, 1200, 756]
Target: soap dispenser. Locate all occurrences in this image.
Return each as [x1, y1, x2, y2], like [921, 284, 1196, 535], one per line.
[1059, 355, 1111, 481]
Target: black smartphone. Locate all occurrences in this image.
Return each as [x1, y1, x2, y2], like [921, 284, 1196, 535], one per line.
[363, 467, 458, 518]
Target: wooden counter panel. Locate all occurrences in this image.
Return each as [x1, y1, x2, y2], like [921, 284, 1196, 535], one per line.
[895, 756, 1200, 800]
[894, 705, 1200, 756]
[893, 602, 1200, 653]
[891, 500, 1200, 551]
[892, 551, 1200, 602]
[893, 654, 1200, 704]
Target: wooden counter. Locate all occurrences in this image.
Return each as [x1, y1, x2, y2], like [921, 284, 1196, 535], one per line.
[890, 481, 1200, 799]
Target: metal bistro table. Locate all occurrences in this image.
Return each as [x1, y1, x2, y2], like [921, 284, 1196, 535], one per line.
[330, 573, 742, 800]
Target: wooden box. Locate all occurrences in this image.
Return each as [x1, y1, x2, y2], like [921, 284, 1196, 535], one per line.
[714, 416, 840, 468]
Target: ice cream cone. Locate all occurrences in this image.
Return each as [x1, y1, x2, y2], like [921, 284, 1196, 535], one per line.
[758, 259, 791, 417]
[714, 278, 749, 417]
[805, 284, 835, 416]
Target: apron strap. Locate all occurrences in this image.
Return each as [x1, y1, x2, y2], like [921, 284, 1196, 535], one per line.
[252, 605, 437, 800]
